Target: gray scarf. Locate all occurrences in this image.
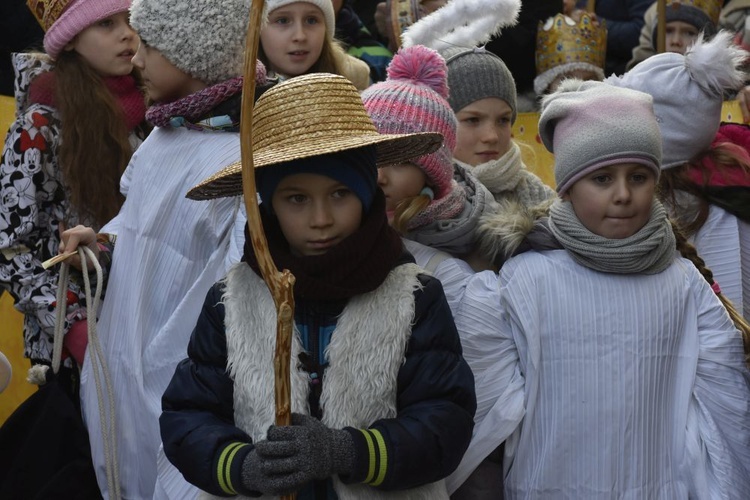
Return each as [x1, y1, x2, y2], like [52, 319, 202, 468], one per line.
[547, 199, 676, 274]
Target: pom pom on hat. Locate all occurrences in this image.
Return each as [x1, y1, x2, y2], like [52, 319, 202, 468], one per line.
[386, 45, 450, 99]
[539, 79, 662, 194]
[607, 31, 747, 169]
[362, 46, 456, 200]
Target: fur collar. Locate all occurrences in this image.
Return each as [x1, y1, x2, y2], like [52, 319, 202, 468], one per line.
[477, 197, 556, 265]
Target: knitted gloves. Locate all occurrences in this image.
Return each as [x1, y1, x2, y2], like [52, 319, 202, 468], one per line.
[241, 413, 356, 496]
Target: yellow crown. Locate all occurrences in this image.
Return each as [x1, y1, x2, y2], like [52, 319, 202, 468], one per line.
[667, 0, 722, 26]
[536, 13, 607, 76]
[27, 0, 72, 32]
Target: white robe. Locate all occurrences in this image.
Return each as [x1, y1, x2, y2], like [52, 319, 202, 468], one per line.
[79, 127, 245, 500]
[691, 204, 750, 320]
[448, 250, 750, 499]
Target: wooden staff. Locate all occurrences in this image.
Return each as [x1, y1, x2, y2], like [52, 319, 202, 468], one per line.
[657, 0, 666, 53]
[240, 2, 296, 498]
[586, 0, 596, 13]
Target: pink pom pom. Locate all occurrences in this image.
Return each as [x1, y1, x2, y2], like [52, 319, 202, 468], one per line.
[386, 45, 449, 99]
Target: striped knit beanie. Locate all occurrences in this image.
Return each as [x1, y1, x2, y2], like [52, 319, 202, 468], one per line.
[440, 46, 518, 124]
[361, 45, 456, 200]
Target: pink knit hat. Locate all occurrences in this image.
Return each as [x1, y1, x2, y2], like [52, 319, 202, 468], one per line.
[28, 0, 131, 60]
[361, 45, 456, 200]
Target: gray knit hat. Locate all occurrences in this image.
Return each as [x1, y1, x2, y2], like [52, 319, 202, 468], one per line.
[130, 0, 251, 85]
[440, 46, 518, 124]
[539, 79, 662, 194]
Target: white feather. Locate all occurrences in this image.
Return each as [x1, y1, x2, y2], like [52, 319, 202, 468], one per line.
[684, 31, 748, 96]
[401, 0, 521, 50]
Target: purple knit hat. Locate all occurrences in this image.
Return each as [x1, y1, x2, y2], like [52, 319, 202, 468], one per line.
[28, 0, 131, 59]
[361, 45, 456, 201]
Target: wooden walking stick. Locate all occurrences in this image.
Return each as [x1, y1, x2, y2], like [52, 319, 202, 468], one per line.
[657, 0, 666, 53]
[240, 1, 296, 498]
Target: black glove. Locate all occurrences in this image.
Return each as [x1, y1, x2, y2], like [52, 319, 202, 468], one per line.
[242, 413, 355, 495]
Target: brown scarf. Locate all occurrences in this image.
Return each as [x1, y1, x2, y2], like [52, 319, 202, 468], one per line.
[243, 190, 404, 301]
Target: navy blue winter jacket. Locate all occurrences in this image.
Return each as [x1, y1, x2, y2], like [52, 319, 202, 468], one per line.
[160, 259, 476, 498]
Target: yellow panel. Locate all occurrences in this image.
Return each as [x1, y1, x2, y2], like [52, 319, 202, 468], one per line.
[512, 112, 556, 189]
[0, 95, 35, 424]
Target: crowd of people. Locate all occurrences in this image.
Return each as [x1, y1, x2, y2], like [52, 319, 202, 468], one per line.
[0, 0, 749, 499]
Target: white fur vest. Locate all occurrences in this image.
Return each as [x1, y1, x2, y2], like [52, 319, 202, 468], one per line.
[200, 262, 449, 500]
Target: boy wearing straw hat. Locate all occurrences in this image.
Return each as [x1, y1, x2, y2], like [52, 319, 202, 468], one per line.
[160, 73, 476, 499]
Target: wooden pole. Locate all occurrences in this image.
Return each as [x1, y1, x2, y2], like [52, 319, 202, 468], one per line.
[240, 1, 296, 498]
[586, 0, 596, 13]
[657, 0, 666, 53]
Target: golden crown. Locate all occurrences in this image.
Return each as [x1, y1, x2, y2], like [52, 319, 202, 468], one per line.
[536, 13, 607, 76]
[667, 0, 722, 25]
[27, 0, 72, 31]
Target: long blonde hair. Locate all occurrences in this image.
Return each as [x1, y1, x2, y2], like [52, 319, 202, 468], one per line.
[391, 194, 432, 234]
[54, 50, 143, 228]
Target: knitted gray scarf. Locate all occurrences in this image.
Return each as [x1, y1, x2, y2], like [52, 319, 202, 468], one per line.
[548, 199, 676, 274]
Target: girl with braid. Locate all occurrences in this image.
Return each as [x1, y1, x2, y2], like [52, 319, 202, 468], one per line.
[608, 31, 750, 322]
[447, 80, 750, 498]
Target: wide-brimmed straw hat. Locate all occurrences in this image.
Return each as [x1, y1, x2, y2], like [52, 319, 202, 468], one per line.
[187, 73, 443, 200]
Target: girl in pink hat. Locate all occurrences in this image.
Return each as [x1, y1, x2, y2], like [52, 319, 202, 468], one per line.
[0, 0, 145, 394]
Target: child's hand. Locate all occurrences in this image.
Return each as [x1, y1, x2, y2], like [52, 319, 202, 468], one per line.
[245, 413, 354, 494]
[59, 223, 99, 271]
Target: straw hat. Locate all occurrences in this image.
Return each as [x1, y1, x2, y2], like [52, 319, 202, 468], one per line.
[188, 73, 443, 200]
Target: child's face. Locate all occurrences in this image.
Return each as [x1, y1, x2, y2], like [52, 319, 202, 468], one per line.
[665, 21, 700, 54]
[454, 97, 513, 167]
[131, 41, 207, 103]
[377, 162, 427, 218]
[272, 173, 363, 256]
[64, 12, 138, 77]
[563, 163, 657, 239]
[260, 2, 327, 78]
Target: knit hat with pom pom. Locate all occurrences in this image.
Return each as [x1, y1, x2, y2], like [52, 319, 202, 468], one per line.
[361, 45, 456, 200]
[606, 31, 747, 169]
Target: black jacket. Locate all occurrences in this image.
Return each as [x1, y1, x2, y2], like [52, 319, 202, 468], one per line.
[160, 260, 476, 498]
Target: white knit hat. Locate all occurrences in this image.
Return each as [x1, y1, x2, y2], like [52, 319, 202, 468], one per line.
[606, 31, 747, 169]
[130, 0, 251, 85]
[264, 0, 335, 39]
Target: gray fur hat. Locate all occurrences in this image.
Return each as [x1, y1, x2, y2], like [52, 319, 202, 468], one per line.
[539, 79, 662, 194]
[440, 46, 518, 124]
[130, 0, 251, 85]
